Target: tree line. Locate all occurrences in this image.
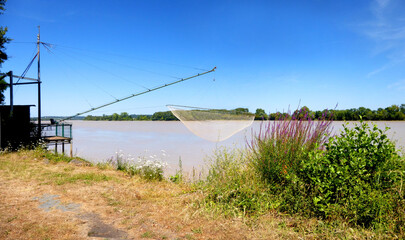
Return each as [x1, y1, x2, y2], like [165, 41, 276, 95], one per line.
[255, 104, 405, 121]
[84, 112, 175, 121]
[84, 104, 405, 121]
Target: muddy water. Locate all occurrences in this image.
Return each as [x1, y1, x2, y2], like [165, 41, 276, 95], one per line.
[67, 121, 405, 173]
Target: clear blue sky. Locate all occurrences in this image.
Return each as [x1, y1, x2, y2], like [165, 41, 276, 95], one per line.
[1, 0, 404, 117]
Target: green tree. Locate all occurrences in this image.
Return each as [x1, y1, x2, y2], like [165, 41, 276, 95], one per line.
[152, 111, 177, 121]
[293, 106, 314, 120]
[254, 108, 268, 120]
[0, 0, 11, 103]
[234, 108, 249, 114]
[119, 112, 132, 120]
[112, 113, 119, 121]
[385, 104, 404, 120]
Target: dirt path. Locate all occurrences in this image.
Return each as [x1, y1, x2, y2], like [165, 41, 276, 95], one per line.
[0, 151, 264, 240]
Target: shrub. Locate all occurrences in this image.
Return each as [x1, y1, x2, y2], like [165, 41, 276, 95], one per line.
[301, 120, 404, 229]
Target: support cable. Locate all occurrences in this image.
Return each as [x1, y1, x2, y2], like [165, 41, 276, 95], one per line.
[16, 52, 38, 83]
[53, 43, 209, 72]
[51, 47, 153, 90]
[47, 48, 120, 102]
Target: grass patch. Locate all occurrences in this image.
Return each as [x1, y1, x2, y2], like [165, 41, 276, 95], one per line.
[44, 172, 112, 185]
[141, 230, 156, 238]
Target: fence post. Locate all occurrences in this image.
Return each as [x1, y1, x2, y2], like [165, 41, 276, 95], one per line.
[62, 123, 64, 137]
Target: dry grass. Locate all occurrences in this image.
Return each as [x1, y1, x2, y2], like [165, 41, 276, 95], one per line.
[0, 150, 376, 239]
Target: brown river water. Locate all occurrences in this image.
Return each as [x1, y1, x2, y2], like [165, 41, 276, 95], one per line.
[64, 121, 404, 174]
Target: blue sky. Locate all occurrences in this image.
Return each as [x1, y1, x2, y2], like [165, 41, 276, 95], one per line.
[1, 0, 405, 116]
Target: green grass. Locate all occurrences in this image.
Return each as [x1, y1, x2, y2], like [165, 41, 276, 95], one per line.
[141, 231, 156, 238]
[43, 172, 112, 185]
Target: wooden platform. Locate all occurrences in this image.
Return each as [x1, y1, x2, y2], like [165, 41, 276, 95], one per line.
[43, 136, 71, 142]
[42, 136, 72, 156]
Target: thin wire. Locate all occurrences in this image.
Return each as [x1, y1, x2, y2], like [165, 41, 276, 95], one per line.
[47, 48, 120, 102]
[52, 46, 182, 81]
[53, 43, 209, 71]
[51, 47, 152, 90]
[10, 41, 36, 44]
[16, 53, 38, 84]
[47, 51, 102, 107]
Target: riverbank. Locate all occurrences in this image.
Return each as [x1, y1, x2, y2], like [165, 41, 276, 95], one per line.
[1, 148, 399, 239]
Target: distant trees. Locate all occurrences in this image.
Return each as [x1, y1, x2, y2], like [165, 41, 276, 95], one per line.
[151, 111, 178, 121]
[264, 104, 405, 121]
[84, 111, 179, 121]
[84, 104, 405, 121]
[84, 112, 153, 121]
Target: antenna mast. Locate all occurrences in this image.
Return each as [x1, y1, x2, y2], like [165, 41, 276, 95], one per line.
[37, 26, 41, 139]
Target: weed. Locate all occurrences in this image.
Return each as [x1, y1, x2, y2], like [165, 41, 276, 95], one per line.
[170, 157, 183, 183]
[198, 147, 276, 217]
[185, 233, 194, 240]
[141, 231, 155, 238]
[191, 227, 202, 234]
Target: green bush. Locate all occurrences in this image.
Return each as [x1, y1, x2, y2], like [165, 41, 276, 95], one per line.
[300, 121, 404, 229]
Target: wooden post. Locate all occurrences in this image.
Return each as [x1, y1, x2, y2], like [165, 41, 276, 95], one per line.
[70, 140, 73, 158]
[62, 142, 65, 155]
[55, 141, 57, 154]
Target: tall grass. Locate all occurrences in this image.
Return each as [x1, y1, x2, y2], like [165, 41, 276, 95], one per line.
[249, 110, 333, 185]
[198, 147, 276, 217]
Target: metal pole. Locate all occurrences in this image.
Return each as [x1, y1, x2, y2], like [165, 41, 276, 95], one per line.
[37, 26, 41, 139]
[9, 71, 13, 116]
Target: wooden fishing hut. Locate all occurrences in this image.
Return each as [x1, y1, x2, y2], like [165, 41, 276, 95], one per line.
[0, 105, 34, 149]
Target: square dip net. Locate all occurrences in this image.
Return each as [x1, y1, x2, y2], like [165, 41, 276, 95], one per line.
[167, 105, 255, 142]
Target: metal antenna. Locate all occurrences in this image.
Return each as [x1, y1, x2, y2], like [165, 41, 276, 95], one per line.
[61, 67, 217, 121]
[37, 26, 41, 139]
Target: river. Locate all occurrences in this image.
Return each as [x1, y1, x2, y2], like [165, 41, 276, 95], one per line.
[64, 121, 404, 174]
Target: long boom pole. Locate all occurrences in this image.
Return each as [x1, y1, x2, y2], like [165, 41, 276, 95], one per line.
[61, 67, 216, 121]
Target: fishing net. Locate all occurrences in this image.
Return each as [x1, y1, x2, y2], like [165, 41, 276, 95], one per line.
[167, 105, 255, 142]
